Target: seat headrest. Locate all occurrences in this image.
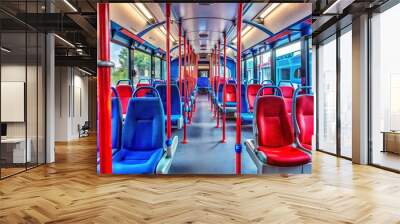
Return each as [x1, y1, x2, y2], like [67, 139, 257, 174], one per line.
[280, 86, 294, 98]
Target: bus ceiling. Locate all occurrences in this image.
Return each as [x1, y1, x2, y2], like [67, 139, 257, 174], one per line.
[108, 3, 312, 58]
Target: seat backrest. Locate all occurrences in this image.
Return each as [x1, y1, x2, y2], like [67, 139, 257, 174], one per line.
[280, 86, 294, 114]
[255, 95, 294, 147]
[116, 84, 133, 114]
[227, 79, 236, 84]
[295, 95, 314, 147]
[197, 77, 209, 88]
[217, 83, 224, 103]
[247, 84, 261, 112]
[136, 83, 151, 97]
[225, 84, 236, 103]
[111, 92, 123, 149]
[152, 80, 164, 87]
[240, 84, 249, 113]
[155, 84, 182, 116]
[122, 97, 165, 151]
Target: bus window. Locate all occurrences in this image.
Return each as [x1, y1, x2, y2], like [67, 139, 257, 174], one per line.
[280, 68, 290, 80]
[110, 42, 129, 86]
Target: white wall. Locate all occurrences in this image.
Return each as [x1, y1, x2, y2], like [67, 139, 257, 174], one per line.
[54, 67, 89, 141]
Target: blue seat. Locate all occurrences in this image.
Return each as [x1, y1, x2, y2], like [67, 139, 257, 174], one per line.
[217, 83, 224, 105]
[97, 87, 123, 164]
[156, 84, 183, 128]
[112, 89, 166, 174]
[197, 77, 210, 89]
[239, 84, 253, 125]
[152, 79, 165, 87]
[111, 88, 123, 154]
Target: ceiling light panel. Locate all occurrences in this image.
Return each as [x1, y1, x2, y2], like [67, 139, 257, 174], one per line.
[259, 3, 280, 19]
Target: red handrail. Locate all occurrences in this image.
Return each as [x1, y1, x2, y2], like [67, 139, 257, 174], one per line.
[97, 3, 112, 174]
[166, 3, 172, 143]
[222, 33, 227, 143]
[235, 3, 243, 174]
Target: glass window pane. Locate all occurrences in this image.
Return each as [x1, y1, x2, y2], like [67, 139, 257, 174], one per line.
[133, 50, 151, 84]
[260, 51, 271, 82]
[318, 37, 337, 154]
[371, 4, 400, 171]
[110, 43, 129, 86]
[1, 31, 28, 177]
[154, 57, 161, 79]
[246, 57, 254, 82]
[340, 29, 352, 158]
[275, 41, 302, 84]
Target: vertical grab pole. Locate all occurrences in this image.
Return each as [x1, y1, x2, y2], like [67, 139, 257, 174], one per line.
[97, 3, 112, 174]
[178, 21, 182, 108]
[166, 3, 172, 151]
[222, 33, 227, 143]
[209, 51, 212, 104]
[182, 35, 188, 143]
[211, 49, 215, 114]
[216, 42, 220, 128]
[235, 3, 243, 174]
[213, 48, 217, 118]
[188, 45, 192, 124]
[180, 23, 187, 144]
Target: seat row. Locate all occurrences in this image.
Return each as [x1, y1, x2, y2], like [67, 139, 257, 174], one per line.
[245, 85, 314, 174]
[114, 79, 198, 129]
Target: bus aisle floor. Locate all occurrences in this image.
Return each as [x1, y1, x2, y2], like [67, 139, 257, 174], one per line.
[169, 94, 257, 174]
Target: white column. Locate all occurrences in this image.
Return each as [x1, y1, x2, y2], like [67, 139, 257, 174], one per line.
[46, 32, 55, 163]
[352, 14, 369, 164]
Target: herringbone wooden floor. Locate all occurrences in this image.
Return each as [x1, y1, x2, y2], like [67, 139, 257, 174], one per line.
[1, 136, 400, 223]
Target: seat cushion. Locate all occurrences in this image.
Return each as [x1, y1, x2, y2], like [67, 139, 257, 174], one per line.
[112, 148, 164, 174]
[241, 113, 253, 124]
[169, 114, 183, 126]
[225, 102, 237, 108]
[301, 144, 312, 151]
[258, 145, 311, 167]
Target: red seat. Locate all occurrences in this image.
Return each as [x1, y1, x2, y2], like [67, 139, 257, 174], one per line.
[246, 84, 261, 112]
[136, 83, 151, 97]
[295, 95, 314, 151]
[116, 84, 133, 115]
[280, 86, 294, 115]
[225, 84, 236, 103]
[255, 95, 310, 167]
